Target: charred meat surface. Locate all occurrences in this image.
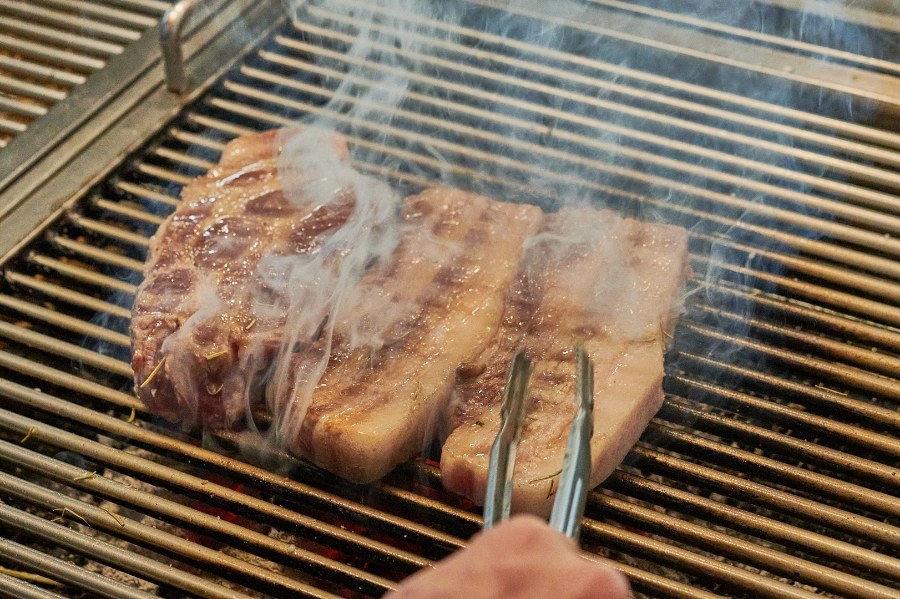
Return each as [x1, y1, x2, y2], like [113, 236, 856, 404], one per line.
[131, 128, 355, 428]
[287, 188, 542, 482]
[441, 208, 691, 515]
[132, 128, 689, 502]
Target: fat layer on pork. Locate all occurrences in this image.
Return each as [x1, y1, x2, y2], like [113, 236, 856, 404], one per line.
[440, 207, 691, 515]
[286, 188, 542, 483]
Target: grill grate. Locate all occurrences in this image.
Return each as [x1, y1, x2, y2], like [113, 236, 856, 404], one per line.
[0, 0, 170, 148]
[1, 1, 900, 597]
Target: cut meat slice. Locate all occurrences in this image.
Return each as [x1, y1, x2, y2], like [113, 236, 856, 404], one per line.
[283, 188, 543, 483]
[131, 128, 354, 428]
[440, 207, 691, 515]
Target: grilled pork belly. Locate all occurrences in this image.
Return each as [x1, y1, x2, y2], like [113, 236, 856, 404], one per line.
[131, 129, 354, 427]
[440, 208, 691, 515]
[286, 188, 541, 482]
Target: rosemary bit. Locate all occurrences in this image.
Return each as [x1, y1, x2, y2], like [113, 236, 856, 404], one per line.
[72, 471, 97, 482]
[245, 318, 257, 331]
[103, 508, 125, 527]
[0, 566, 61, 586]
[140, 355, 167, 389]
[529, 468, 562, 483]
[205, 350, 228, 361]
[206, 383, 224, 395]
[51, 507, 90, 526]
[19, 426, 36, 444]
[127, 408, 136, 423]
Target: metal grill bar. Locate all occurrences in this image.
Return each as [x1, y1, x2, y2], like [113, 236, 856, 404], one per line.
[470, 0, 900, 108]
[631, 443, 899, 547]
[4, 271, 133, 319]
[0, 349, 142, 410]
[113, 181, 181, 207]
[650, 414, 900, 519]
[50, 235, 147, 272]
[27, 253, 138, 295]
[0, 294, 130, 346]
[0, 319, 132, 377]
[0, 55, 86, 85]
[0, 382, 454, 555]
[607, 470, 900, 580]
[676, 352, 900, 430]
[0, 376, 792, 596]
[592, 493, 898, 599]
[0, 572, 67, 599]
[581, 518, 823, 599]
[681, 321, 900, 396]
[0, 1, 143, 41]
[311, 0, 900, 149]
[0, 447, 355, 599]
[93, 197, 166, 226]
[0, 534, 157, 599]
[667, 375, 900, 459]
[689, 306, 900, 376]
[287, 17, 900, 197]
[0, 440, 399, 595]
[208, 88, 900, 258]
[66, 212, 151, 247]
[586, 0, 900, 75]
[0, 368, 768, 597]
[223, 72, 900, 240]
[0, 382, 447, 570]
[29, 0, 159, 27]
[0, 17, 125, 56]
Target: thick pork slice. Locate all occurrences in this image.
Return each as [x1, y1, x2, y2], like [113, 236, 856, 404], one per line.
[284, 189, 542, 483]
[131, 129, 354, 428]
[441, 207, 691, 515]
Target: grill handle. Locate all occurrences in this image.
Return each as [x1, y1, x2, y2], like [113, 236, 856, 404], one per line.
[160, 0, 202, 94]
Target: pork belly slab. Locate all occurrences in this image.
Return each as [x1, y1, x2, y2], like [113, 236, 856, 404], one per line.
[440, 208, 691, 516]
[285, 188, 541, 482]
[131, 129, 354, 428]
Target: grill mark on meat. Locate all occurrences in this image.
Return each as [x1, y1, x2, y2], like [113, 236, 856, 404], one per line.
[132, 129, 353, 428]
[293, 192, 496, 431]
[284, 191, 356, 255]
[219, 167, 275, 187]
[286, 189, 542, 482]
[244, 190, 295, 216]
[451, 268, 542, 415]
[441, 207, 690, 515]
[193, 217, 261, 270]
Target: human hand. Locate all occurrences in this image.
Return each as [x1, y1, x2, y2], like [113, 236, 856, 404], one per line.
[385, 515, 631, 599]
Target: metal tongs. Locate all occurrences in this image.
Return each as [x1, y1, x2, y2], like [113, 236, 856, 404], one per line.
[482, 347, 594, 540]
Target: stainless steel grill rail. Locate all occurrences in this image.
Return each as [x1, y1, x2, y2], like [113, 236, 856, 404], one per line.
[1, 0, 900, 597]
[0, 0, 171, 148]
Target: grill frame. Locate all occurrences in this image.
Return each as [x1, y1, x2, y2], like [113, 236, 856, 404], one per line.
[0, 1, 900, 598]
[0, 0, 283, 254]
[0, 0, 172, 150]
